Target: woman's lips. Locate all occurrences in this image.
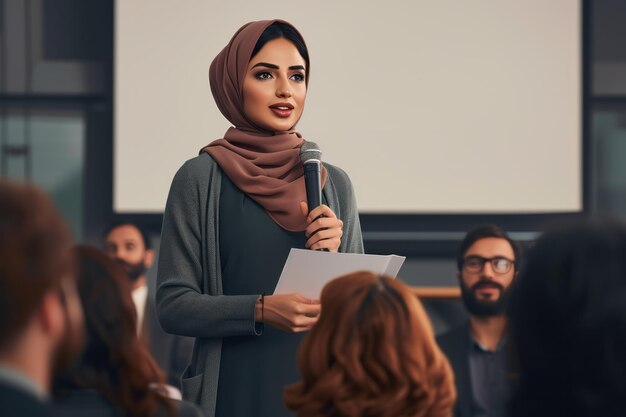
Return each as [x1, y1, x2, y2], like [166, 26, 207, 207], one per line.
[269, 104, 294, 118]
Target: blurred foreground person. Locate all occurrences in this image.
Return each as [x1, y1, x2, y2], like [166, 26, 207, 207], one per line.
[0, 180, 84, 417]
[52, 246, 202, 417]
[285, 271, 455, 417]
[508, 219, 626, 417]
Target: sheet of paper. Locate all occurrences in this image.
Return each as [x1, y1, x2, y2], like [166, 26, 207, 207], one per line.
[274, 249, 406, 299]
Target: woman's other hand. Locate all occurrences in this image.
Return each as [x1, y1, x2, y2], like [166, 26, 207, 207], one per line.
[300, 202, 343, 252]
[257, 293, 321, 333]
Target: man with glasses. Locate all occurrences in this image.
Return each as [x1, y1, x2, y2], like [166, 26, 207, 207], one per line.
[437, 224, 521, 417]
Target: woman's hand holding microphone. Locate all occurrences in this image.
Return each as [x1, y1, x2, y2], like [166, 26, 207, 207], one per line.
[300, 202, 343, 252]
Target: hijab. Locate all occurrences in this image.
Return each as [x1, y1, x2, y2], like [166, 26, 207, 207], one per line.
[201, 19, 327, 232]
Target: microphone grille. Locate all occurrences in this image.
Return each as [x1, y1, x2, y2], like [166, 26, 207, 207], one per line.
[300, 141, 322, 163]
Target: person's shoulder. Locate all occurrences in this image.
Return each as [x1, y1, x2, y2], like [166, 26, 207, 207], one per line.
[0, 382, 50, 417]
[178, 153, 218, 176]
[323, 162, 353, 191]
[436, 322, 470, 347]
[51, 390, 121, 417]
[323, 162, 349, 180]
[170, 153, 220, 192]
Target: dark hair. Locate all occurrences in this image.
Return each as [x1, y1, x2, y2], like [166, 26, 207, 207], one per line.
[53, 245, 172, 417]
[285, 271, 455, 417]
[103, 221, 152, 250]
[251, 21, 310, 84]
[508, 218, 626, 417]
[0, 180, 74, 350]
[456, 224, 522, 271]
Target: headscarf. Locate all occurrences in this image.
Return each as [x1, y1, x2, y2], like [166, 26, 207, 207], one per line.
[201, 19, 327, 232]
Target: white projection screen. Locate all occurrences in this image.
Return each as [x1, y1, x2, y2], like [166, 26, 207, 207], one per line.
[115, 1, 581, 214]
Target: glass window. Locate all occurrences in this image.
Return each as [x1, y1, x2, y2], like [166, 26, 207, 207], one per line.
[1, 107, 85, 239]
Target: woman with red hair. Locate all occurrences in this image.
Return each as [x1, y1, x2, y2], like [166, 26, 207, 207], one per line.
[52, 246, 202, 417]
[285, 271, 456, 417]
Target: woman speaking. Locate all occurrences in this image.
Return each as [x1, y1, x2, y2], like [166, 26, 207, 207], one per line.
[156, 19, 363, 417]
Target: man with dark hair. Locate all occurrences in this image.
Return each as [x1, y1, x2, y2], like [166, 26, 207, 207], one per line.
[103, 222, 192, 392]
[437, 224, 520, 417]
[103, 222, 155, 325]
[0, 180, 84, 417]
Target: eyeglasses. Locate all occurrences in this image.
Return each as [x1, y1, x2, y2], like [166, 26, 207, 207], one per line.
[462, 256, 514, 274]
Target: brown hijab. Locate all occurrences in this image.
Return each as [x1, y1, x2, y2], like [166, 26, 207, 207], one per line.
[201, 19, 327, 232]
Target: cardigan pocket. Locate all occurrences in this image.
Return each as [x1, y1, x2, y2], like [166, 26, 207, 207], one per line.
[181, 371, 204, 404]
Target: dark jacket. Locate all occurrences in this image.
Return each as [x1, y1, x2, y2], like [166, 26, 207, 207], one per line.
[52, 390, 204, 417]
[0, 381, 51, 417]
[437, 322, 514, 417]
[437, 323, 473, 417]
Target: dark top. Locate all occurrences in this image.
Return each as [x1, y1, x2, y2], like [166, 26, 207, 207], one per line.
[214, 175, 315, 417]
[468, 337, 510, 417]
[436, 323, 513, 417]
[0, 381, 50, 417]
[52, 390, 203, 417]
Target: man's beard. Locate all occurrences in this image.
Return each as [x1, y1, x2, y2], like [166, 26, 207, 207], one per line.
[115, 259, 148, 283]
[460, 279, 511, 317]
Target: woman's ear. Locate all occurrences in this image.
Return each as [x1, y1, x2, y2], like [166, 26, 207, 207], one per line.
[38, 290, 66, 341]
[144, 249, 155, 269]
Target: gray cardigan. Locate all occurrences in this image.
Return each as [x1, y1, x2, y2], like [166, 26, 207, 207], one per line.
[156, 153, 363, 417]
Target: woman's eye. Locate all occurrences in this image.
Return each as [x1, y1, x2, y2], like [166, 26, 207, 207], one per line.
[290, 73, 305, 82]
[254, 71, 272, 80]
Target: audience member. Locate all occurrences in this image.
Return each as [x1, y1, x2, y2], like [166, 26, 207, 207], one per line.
[0, 180, 84, 417]
[285, 271, 455, 417]
[103, 222, 193, 390]
[52, 245, 202, 417]
[508, 219, 626, 417]
[437, 224, 520, 417]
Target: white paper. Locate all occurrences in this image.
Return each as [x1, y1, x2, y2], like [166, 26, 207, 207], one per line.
[274, 249, 406, 299]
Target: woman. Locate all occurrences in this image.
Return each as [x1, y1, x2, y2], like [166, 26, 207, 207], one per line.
[285, 271, 456, 417]
[156, 19, 363, 417]
[52, 246, 202, 417]
[507, 219, 626, 417]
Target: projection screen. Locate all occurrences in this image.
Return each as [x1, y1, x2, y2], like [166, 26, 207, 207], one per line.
[115, 0, 581, 214]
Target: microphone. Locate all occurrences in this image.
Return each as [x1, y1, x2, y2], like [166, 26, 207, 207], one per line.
[300, 141, 328, 252]
[300, 141, 323, 215]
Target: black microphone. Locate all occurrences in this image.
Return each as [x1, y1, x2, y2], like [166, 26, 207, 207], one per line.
[300, 141, 328, 251]
[300, 141, 323, 215]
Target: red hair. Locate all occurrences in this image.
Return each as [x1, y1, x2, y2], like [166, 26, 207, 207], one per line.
[284, 271, 456, 417]
[54, 246, 173, 417]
